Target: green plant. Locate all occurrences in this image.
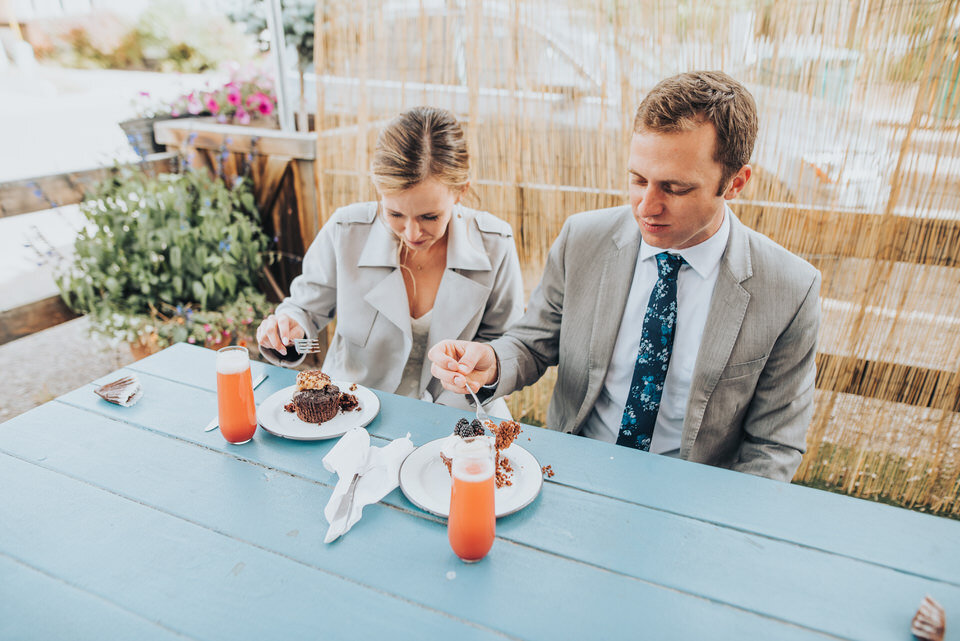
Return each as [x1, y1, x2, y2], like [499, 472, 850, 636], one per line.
[56, 167, 273, 349]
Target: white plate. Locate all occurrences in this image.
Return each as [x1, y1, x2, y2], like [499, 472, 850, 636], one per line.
[399, 437, 543, 518]
[257, 383, 380, 440]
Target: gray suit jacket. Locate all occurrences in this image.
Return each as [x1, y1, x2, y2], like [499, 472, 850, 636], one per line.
[489, 205, 821, 481]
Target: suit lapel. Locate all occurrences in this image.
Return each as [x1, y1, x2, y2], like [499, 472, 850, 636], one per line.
[575, 210, 641, 429]
[681, 212, 752, 455]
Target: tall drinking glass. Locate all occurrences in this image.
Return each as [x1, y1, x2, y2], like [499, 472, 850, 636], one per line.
[216, 346, 257, 444]
[448, 437, 495, 562]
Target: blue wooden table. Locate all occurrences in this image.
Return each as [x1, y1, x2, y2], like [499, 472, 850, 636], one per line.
[1, 343, 957, 640]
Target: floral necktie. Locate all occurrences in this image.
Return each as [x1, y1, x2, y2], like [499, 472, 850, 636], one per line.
[617, 252, 685, 451]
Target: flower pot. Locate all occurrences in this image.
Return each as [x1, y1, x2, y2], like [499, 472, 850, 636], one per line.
[118, 115, 191, 156]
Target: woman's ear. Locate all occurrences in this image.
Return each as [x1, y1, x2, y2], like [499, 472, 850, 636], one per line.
[455, 181, 471, 204]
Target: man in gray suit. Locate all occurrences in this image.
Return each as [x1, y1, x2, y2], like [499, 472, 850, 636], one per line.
[428, 71, 821, 482]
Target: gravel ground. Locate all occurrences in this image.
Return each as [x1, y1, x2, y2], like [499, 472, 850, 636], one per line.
[0, 317, 135, 423]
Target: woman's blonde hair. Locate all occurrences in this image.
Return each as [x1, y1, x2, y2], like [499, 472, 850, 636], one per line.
[371, 106, 470, 194]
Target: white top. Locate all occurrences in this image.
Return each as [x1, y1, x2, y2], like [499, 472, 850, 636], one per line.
[395, 310, 434, 399]
[581, 212, 731, 454]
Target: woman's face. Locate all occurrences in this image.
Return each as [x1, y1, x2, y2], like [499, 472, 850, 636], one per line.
[379, 178, 462, 252]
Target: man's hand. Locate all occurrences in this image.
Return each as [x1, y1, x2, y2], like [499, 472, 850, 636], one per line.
[428, 340, 498, 393]
[256, 313, 305, 356]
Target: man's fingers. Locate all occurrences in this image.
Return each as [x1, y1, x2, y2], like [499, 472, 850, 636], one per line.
[427, 340, 465, 372]
[454, 375, 480, 393]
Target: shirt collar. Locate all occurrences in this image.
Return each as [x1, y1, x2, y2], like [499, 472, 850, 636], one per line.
[638, 205, 731, 279]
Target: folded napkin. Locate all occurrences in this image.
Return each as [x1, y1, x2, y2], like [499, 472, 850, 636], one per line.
[322, 427, 415, 543]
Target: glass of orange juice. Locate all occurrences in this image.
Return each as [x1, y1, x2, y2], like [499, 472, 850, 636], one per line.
[448, 437, 495, 562]
[216, 346, 257, 444]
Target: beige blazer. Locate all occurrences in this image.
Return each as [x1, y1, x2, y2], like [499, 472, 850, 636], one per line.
[489, 205, 821, 481]
[265, 202, 525, 412]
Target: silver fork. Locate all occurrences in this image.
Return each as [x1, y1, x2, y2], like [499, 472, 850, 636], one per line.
[463, 381, 492, 424]
[292, 338, 323, 354]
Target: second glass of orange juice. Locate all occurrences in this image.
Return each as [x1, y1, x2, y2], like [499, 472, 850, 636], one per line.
[448, 437, 495, 562]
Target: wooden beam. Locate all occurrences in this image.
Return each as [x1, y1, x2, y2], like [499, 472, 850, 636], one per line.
[736, 202, 960, 268]
[0, 296, 80, 346]
[815, 353, 960, 412]
[155, 121, 317, 160]
[0, 154, 179, 219]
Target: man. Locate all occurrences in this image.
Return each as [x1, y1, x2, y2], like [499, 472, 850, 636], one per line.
[428, 71, 821, 482]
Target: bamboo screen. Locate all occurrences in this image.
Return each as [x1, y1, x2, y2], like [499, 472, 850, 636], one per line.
[310, 0, 960, 515]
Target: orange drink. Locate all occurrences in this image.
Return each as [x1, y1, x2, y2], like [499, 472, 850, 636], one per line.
[216, 346, 257, 444]
[448, 438, 495, 562]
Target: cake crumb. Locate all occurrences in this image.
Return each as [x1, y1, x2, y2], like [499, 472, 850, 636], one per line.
[338, 393, 360, 413]
[541, 465, 555, 478]
[283, 402, 296, 413]
[349, 383, 358, 391]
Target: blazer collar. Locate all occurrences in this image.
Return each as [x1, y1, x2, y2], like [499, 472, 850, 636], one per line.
[612, 206, 641, 249]
[356, 204, 491, 271]
[357, 204, 400, 268]
[722, 207, 753, 283]
[445, 205, 492, 271]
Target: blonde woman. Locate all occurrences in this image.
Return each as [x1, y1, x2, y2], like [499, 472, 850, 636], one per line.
[256, 106, 523, 416]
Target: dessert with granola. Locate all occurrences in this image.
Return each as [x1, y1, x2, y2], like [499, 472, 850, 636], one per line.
[440, 417, 522, 488]
[282, 370, 358, 424]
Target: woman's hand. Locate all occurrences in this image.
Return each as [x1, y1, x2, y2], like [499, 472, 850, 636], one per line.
[428, 340, 498, 393]
[256, 313, 305, 356]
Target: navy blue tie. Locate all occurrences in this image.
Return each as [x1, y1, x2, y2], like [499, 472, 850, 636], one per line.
[617, 252, 685, 451]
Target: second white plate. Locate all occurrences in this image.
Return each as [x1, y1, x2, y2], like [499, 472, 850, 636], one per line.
[257, 383, 380, 440]
[399, 437, 543, 518]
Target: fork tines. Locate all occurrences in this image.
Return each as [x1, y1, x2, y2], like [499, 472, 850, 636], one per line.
[293, 338, 323, 354]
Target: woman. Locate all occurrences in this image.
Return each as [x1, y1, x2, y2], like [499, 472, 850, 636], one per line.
[256, 106, 523, 416]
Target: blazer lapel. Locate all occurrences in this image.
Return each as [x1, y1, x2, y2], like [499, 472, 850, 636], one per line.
[574, 209, 641, 429]
[681, 212, 752, 455]
[358, 215, 412, 344]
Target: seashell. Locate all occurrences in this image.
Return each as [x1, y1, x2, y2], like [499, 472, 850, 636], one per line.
[94, 375, 143, 407]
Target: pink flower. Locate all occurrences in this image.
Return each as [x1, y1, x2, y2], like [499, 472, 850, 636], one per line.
[187, 336, 196, 344]
[171, 109, 181, 117]
[203, 324, 212, 332]
[235, 108, 251, 125]
[204, 95, 220, 114]
[227, 89, 242, 106]
[187, 93, 203, 115]
[252, 92, 273, 115]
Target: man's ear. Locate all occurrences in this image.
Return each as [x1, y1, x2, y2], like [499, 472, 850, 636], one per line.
[724, 165, 752, 200]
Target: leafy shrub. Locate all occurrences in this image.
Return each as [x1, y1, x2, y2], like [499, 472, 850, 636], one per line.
[56, 167, 272, 348]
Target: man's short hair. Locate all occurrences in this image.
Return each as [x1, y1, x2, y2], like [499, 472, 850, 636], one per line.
[633, 71, 758, 195]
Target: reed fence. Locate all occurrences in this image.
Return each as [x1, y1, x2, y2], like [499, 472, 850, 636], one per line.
[305, 0, 960, 516]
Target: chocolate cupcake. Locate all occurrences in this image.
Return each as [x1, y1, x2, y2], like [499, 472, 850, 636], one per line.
[293, 384, 341, 423]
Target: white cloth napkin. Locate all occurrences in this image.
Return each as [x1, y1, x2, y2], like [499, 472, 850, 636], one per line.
[322, 427, 415, 543]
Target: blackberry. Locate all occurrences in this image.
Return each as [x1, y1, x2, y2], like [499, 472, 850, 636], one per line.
[470, 419, 485, 436]
[454, 418, 473, 438]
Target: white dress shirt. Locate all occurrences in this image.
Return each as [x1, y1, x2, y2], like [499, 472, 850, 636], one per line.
[581, 211, 730, 454]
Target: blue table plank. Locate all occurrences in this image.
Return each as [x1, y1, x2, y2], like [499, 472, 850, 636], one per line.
[0, 554, 195, 641]
[3, 398, 954, 640]
[0, 454, 519, 641]
[0, 409, 840, 641]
